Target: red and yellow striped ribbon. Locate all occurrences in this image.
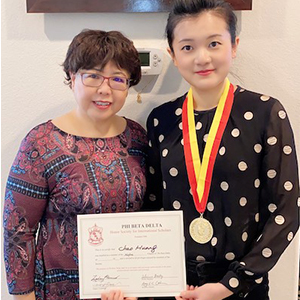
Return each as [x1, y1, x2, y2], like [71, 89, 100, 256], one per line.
[182, 79, 234, 213]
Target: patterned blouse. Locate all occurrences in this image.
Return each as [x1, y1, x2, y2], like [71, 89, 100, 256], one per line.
[143, 87, 299, 298]
[3, 119, 147, 299]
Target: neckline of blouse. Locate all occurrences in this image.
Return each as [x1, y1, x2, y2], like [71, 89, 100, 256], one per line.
[193, 85, 242, 115]
[49, 118, 129, 140]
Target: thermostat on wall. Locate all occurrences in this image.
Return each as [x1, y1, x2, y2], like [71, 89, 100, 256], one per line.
[137, 48, 163, 75]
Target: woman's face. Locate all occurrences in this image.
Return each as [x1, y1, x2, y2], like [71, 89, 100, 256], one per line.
[71, 60, 129, 124]
[169, 12, 238, 93]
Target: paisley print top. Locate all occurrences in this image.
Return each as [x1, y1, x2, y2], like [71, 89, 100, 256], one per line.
[3, 119, 147, 299]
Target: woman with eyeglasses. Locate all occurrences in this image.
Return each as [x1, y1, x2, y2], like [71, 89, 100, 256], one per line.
[3, 29, 146, 300]
[143, 0, 299, 299]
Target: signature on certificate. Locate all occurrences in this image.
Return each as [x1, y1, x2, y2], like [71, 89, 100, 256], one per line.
[141, 273, 169, 288]
[91, 275, 120, 282]
[118, 244, 157, 253]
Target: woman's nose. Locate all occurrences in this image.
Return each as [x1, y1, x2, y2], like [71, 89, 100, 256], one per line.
[194, 48, 211, 65]
[97, 78, 111, 94]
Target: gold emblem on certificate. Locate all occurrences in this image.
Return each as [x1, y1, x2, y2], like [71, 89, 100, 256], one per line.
[189, 216, 213, 244]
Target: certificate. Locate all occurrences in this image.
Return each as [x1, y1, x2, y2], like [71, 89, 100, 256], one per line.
[77, 211, 186, 299]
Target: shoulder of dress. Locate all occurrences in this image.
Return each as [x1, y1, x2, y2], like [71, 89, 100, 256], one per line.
[126, 118, 146, 134]
[12, 120, 56, 159]
[234, 88, 282, 111]
[23, 120, 54, 141]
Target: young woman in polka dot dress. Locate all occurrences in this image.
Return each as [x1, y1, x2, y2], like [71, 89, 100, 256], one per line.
[143, 0, 299, 299]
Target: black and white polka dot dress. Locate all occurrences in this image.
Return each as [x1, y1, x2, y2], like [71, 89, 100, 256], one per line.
[143, 87, 299, 298]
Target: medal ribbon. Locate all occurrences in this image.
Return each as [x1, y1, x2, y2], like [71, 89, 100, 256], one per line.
[182, 78, 234, 213]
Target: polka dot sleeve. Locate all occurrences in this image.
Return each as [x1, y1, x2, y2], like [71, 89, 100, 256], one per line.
[220, 99, 300, 296]
[142, 109, 164, 211]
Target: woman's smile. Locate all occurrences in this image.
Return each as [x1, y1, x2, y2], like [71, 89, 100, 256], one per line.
[93, 100, 112, 109]
[195, 69, 215, 76]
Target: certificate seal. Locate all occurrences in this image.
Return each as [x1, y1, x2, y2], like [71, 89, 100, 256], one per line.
[189, 217, 213, 244]
[88, 224, 103, 246]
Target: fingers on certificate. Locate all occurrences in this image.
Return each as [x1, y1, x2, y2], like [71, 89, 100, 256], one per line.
[101, 290, 136, 300]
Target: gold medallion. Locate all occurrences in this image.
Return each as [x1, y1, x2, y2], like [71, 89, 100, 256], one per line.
[189, 217, 213, 244]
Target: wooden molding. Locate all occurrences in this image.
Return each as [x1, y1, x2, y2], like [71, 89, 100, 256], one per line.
[27, 0, 252, 13]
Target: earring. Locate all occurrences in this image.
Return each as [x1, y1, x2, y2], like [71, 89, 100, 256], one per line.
[137, 93, 142, 103]
[136, 76, 156, 103]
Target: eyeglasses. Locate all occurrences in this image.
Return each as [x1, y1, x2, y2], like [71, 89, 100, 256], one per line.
[79, 72, 131, 91]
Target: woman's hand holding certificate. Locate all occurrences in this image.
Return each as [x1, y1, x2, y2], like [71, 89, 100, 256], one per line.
[101, 290, 137, 300]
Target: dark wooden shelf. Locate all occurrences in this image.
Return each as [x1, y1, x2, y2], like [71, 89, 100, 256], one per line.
[27, 0, 252, 13]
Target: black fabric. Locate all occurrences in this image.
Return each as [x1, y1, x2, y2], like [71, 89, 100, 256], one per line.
[154, 261, 269, 300]
[195, 261, 269, 299]
[144, 87, 299, 297]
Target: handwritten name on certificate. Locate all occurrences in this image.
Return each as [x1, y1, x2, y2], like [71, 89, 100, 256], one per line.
[77, 211, 186, 299]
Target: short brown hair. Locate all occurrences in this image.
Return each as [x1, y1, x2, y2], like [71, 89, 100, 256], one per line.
[63, 29, 141, 88]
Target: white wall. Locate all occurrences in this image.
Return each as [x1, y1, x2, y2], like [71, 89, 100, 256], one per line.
[2, 0, 300, 299]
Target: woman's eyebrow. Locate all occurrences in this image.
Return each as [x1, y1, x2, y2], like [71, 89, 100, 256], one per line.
[178, 38, 195, 43]
[178, 34, 223, 44]
[90, 68, 127, 76]
[207, 34, 223, 39]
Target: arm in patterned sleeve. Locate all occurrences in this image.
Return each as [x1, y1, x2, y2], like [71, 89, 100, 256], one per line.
[3, 128, 49, 295]
[220, 99, 300, 296]
[142, 109, 164, 211]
